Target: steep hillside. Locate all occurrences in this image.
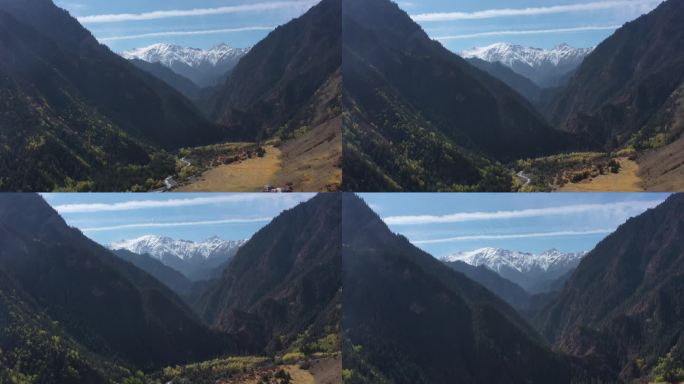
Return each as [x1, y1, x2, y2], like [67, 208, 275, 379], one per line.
[129, 58, 201, 100]
[0, 194, 225, 370]
[0, 267, 135, 383]
[465, 58, 541, 102]
[199, 194, 341, 355]
[443, 260, 531, 311]
[536, 194, 684, 381]
[342, 194, 584, 384]
[111, 249, 193, 296]
[0, 0, 224, 191]
[548, 0, 684, 151]
[342, 0, 569, 192]
[211, 0, 341, 142]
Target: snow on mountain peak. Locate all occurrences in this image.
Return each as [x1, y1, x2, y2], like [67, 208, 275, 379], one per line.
[109, 235, 246, 261]
[460, 42, 593, 69]
[443, 247, 587, 273]
[121, 43, 250, 68]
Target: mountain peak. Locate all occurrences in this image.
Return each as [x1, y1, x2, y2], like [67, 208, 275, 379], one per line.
[445, 247, 587, 273]
[461, 42, 593, 68]
[109, 235, 245, 261]
[122, 43, 249, 68]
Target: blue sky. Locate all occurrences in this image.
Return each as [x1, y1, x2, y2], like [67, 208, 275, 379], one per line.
[41, 193, 314, 246]
[399, 0, 663, 52]
[359, 193, 669, 259]
[54, 0, 317, 52]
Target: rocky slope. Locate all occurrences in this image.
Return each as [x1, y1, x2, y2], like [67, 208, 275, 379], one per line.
[536, 194, 684, 381]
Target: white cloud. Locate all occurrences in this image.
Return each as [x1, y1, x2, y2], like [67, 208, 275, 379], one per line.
[398, 1, 417, 9]
[434, 25, 620, 41]
[411, 0, 661, 22]
[383, 200, 663, 225]
[54, 194, 313, 213]
[99, 26, 274, 42]
[81, 217, 272, 232]
[78, 0, 316, 23]
[412, 229, 612, 244]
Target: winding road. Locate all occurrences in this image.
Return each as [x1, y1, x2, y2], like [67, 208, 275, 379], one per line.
[517, 171, 531, 188]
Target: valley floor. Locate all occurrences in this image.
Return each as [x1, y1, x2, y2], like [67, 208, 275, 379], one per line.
[176, 145, 282, 192]
[151, 354, 341, 384]
[557, 157, 643, 192]
[172, 117, 342, 192]
[516, 153, 658, 192]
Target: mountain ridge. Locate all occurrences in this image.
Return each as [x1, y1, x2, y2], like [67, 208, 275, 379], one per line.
[109, 235, 245, 281]
[0, 0, 226, 191]
[342, 0, 570, 191]
[444, 247, 587, 293]
[547, 0, 684, 151]
[198, 193, 341, 354]
[122, 43, 249, 87]
[0, 194, 226, 370]
[461, 43, 592, 87]
[342, 194, 584, 383]
[536, 193, 684, 381]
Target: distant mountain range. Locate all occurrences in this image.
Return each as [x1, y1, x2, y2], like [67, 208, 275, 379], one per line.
[444, 247, 587, 293]
[110, 235, 245, 281]
[122, 43, 249, 87]
[461, 43, 593, 88]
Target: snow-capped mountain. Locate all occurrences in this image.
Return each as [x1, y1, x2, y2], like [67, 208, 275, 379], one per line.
[460, 43, 593, 87]
[122, 43, 250, 86]
[443, 247, 587, 293]
[110, 235, 246, 280]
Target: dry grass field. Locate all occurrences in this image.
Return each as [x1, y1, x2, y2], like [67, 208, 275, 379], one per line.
[176, 146, 282, 192]
[558, 157, 644, 192]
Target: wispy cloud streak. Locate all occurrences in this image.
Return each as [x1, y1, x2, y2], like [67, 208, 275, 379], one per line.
[383, 200, 663, 225]
[434, 25, 620, 41]
[99, 26, 274, 42]
[412, 229, 612, 244]
[412, 0, 661, 22]
[78, 1, 316, 23]
[54, 194, 313, 213]
[81, 218, 272, 232]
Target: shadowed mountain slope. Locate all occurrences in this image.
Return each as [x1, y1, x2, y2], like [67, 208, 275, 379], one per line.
[199, 194, 341, 354]
[211, 0, 341, 142]
[548, 0, 684, 151]
[536, 194, 684, 381]
[443, 260, 532, 311]
[342, 0, 569, 191]
[0, 0, 224, 191]
[341, 194, 589, 384]
[0, 194, 226, 370]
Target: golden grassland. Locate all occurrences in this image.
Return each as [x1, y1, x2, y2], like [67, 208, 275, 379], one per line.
[175, 145, 282, 192]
